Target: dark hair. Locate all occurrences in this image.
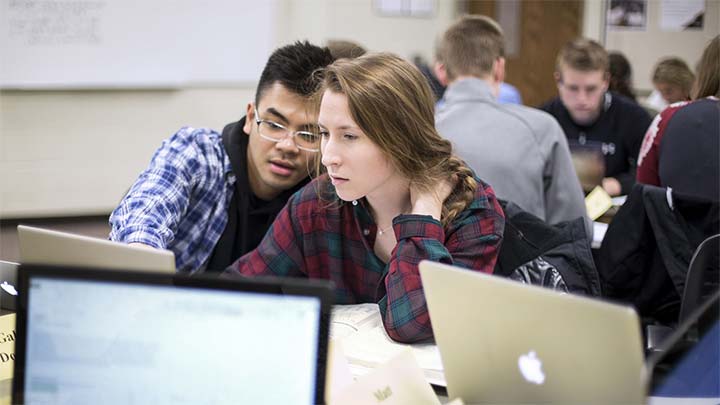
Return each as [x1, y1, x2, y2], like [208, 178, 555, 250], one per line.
[255, 41, 335, 105]
[608, 52, 636, 101]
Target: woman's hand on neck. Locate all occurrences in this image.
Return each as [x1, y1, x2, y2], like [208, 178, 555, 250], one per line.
[409, 177, 456, 222]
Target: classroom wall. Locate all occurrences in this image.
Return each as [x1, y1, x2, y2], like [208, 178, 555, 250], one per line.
[1, 0, 717, 219]
[0, 0, 457, 219]
[605, 0, 720, 92]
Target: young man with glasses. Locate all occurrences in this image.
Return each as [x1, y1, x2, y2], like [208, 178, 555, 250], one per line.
[109, 41, 334, 272]
[540, 38, 651, 196]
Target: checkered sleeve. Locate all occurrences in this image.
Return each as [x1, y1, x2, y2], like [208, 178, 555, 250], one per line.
[109, 127, 220, 249]
[380, 183, 505, 343]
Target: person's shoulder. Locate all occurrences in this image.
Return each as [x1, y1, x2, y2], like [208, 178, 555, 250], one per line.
[500, 104, 563, 139]
[166, 126, 222, 149]
[504, 103, 557, 122]
[468, 174, 501, 210]
[665, 98, 719, 130]
[612, 92, 651, 120]
[674, 97, 716, 114]
[657, 100, 692, 121]
[455, 175, 504, 231]
[538, 96, 561, 112]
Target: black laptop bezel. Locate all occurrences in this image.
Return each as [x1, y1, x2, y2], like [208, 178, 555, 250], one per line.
[12, 264, 334, 404]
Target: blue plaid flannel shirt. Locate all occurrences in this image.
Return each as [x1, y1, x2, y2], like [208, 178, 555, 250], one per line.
[109, 126, 234, 272]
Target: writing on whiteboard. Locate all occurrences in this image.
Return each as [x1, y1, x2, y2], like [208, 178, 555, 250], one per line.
[8, 0, 105, 46]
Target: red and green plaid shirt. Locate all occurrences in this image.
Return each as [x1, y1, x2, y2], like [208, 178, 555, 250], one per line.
[226, 174, 505, 343]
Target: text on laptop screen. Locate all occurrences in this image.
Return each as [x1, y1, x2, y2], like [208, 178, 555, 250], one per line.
[23, 277, 321, 404]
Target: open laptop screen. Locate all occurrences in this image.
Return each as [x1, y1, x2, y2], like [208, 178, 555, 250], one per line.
[13, 266, 332, 404]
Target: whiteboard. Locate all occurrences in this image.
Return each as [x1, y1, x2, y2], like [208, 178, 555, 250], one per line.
[0, 0, 276, 88]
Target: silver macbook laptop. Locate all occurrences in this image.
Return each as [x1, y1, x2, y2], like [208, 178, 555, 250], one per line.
[17, 225, 175, 273]
[420, 261, 646, 404]
[13, 265, 334, 404]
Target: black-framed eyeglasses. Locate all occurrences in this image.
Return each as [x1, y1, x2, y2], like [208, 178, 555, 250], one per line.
[254, 107, 320, 152]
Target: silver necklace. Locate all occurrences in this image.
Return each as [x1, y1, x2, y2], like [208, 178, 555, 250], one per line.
[377, 223, 394, 236]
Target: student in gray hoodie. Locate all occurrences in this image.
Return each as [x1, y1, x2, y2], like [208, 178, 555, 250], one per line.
[434, 15, 590, 234]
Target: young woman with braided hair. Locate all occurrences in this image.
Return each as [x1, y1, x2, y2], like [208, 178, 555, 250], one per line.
[226, 52, 505, 343]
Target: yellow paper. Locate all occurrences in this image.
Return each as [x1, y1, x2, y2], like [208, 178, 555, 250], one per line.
[330, 349, 440, 405]
[0, 313, 15, 382]
[585, 186, 614, 221]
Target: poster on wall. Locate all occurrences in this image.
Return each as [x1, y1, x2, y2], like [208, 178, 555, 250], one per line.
[660, 0, 705, 31]
[607, 0, 647, 30]
[374, 0, 435, 18]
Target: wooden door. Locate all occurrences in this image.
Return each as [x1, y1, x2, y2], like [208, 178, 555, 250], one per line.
[466, 0, 583, 107]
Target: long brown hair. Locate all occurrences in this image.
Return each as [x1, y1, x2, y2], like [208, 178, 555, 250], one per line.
[315, 52, 477, 227]
[693, 35, 720, 99]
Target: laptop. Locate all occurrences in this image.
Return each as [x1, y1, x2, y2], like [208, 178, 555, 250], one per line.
[12, 265, 334, 404]
[420, 261, 646, 404]
[17, 225, 175, 273]
[568, 140, 606, 193]
[0, 261, 19, 311]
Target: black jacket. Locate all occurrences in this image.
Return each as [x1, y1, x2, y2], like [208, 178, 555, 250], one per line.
[494, 201, 601, 296]
[205, 118, 309, 271]
[540, 92, 652, 195]
[598, 184, 719, 325]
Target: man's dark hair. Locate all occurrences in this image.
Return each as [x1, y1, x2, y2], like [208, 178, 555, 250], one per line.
[255, 41, 334, 105]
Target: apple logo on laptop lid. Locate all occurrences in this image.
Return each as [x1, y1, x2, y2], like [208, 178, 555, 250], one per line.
[518, 350, 546, 385]
[0, 261, 19, 311]
[1, 282, 17, 297]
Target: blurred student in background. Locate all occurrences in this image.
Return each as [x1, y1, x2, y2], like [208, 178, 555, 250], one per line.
[645, 57, 695, 111]
[637, 36, 719, 201]
[541, 38, 652, 196]
[226, 53, 505, 343]
[326, 39, 367, 60]
[434, 15, 588, 231]
[608, 51, 637, 102]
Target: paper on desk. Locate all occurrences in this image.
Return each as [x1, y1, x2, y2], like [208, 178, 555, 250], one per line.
[585, 186, 614, 220]
[611, 195, 627, 206]
[342, 325, 443, 372]
[329, 349, 440, 405]
[325, 340, 354, 402]
[330, 304, 445, 386]
[330, 303, 382, 340]
[592, 222, 609, 249]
